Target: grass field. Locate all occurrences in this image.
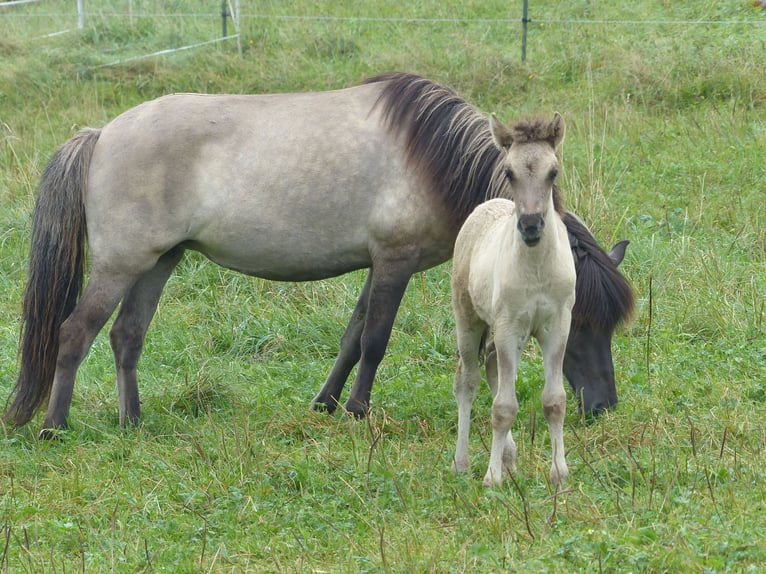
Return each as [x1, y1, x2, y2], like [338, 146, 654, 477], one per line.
[1, 0, 765, 571]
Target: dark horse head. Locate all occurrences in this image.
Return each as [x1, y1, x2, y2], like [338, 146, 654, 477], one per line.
[561, 213, 635, 414]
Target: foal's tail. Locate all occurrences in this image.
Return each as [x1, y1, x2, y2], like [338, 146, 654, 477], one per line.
[4, 128, 101, 427]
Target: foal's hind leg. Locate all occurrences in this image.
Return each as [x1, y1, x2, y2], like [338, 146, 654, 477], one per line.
[311, 272, 372, 413]
[343, 263, 413, 417]
[43, 269, 138, 433]
[109, 248, 185, 426]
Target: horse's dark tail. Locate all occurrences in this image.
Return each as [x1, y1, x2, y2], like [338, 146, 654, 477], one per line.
[4, 128, 101, 427]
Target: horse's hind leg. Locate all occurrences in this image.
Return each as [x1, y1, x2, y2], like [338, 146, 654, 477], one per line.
[343, 264, 412, 417]
[311, 271, 372, 413]
[109, 247, 185, 426]
[43, 269, 138, 432]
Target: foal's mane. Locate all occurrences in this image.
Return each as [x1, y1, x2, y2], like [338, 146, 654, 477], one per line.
[363, 73, 565, 223]
[508, 118, 560, 145]
[562, 213, 635, 331]
[363, 72, 506, 226]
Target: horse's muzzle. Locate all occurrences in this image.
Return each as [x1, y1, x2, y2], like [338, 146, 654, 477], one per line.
[518, 214, 544, 246]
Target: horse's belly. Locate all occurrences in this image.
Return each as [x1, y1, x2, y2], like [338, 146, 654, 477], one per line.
[185, 235, 372, 281]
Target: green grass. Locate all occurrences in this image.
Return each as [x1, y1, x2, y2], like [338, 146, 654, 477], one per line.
[1, 0, 766, 571]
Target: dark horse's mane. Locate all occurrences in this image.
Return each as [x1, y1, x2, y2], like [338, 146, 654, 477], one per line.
[364, 72, 633, 332]
[563, 213, 635, 331]
[363, 72, 568, 225]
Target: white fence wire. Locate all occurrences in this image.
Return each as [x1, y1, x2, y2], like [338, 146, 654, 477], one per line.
[3, 0, 766, 67]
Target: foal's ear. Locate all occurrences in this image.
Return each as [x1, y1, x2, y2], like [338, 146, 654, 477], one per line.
[608, 239, 630, 266]
[489, 113, 513, 151]
[549, 112, 566, 148]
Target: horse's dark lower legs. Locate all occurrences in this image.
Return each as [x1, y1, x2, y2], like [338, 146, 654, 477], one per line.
[42, 271, 136, 433]
[343, 266, 412, 417]
[109, 248, 184, 426]
[311, 272, 372, 413]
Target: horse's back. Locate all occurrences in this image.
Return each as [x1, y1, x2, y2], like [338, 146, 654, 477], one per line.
[82, 83, 454, 280]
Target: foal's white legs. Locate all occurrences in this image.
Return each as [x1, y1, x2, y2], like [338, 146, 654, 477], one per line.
[538, 313, 572, 486]
[484, 328, 522, 487]
[452, 320, 485, 474]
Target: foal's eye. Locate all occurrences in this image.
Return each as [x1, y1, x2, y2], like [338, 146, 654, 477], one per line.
[504, 168, 515, 182]
[548, 168, 559, 181]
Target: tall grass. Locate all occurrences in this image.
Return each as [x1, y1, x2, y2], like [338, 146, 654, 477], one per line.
[1, 0, 765, 571]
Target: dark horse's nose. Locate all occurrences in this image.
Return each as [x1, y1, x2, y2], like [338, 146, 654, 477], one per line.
[517, 213, 544, 246]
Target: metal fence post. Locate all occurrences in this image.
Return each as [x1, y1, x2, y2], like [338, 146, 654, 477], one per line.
[521, 0, 529, 62]
[221, 0, 228, 37]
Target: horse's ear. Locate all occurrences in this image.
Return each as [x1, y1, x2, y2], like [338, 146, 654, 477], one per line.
[489, 113, 513, 151]
[608, 239, 630, 266]
[550, 112, 565, 148]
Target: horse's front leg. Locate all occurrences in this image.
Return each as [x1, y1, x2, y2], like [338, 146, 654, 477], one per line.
[484, 327, 523, 487]
[343, 264, 413, 418]
[311, 272, 372, 414]
[539, 313, 571, 486]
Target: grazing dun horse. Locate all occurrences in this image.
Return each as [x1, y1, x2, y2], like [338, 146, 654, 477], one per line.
[3, 73, 632, 436]
[451, 113, 575, 487]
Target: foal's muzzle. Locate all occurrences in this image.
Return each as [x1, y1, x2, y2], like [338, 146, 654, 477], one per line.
[518, 214, 545, 246]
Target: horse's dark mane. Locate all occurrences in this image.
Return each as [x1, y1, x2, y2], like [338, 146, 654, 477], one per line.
[562, 213, 635, 331]
[363, 72, 506, 226]
[363, 73, 567, 224]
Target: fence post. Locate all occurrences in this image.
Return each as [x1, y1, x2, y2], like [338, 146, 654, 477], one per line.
[77, 0, 84, 29]
[521, 0, 529, 62]
[221, 0, 228, 36]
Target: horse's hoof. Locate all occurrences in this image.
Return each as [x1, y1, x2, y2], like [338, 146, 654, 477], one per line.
[310, 396, 338, 415]
[343, 400, 369, 419]
[38, 427, 65, 441]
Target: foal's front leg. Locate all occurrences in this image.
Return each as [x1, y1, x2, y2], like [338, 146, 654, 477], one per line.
[451, 319, 485, 474]
[485, 329, 522, 487]
[539, 317, 571, 486]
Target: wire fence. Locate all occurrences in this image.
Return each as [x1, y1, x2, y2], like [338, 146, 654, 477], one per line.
[3, 0, 766, 68]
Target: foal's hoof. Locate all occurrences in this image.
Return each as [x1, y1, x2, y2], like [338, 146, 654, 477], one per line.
[482, 472, 504, 489]
[550, 464, 569, 486]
